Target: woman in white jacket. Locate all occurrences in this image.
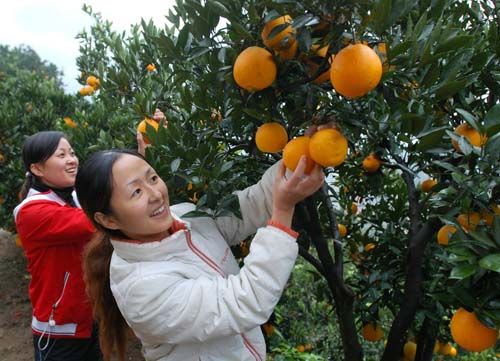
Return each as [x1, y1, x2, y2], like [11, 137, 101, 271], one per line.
[75, 148, 324, 361]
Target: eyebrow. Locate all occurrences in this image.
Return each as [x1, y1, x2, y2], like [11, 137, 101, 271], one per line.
[126, 167, 154, 186]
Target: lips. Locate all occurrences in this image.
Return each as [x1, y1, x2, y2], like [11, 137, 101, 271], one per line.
[65, 167, 77, 174]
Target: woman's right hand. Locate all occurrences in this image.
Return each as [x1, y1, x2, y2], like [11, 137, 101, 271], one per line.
[271, 157, 324, 228]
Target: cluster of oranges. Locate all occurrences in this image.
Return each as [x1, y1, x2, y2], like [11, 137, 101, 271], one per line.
[436, 205, 498, 246]
[361, 310, 498, 359]
[233, 14, 383, 99]
[79, 75, 100, 96]
[255, 122, 349, 172]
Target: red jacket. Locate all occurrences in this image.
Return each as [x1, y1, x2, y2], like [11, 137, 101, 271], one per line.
[14, 189, 95, 339]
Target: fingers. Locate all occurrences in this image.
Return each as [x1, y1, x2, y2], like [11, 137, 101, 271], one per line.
[304, 125, 318, 137]
[136, 131, 148, 157]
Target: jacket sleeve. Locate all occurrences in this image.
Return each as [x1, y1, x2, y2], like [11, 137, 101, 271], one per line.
[121, 225, 298, 344]
[16, 200, 95, 249]
[214, 161, 280, 246]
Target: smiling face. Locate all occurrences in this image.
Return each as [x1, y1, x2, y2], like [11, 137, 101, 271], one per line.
[98, 154, 174, 242]
[30, 138, 78, 188]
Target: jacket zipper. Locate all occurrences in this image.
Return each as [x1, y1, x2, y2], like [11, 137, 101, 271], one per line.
[183, 230, 262, 361]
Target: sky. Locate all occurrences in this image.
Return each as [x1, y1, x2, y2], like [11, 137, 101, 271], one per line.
[0, 0, 176, 93]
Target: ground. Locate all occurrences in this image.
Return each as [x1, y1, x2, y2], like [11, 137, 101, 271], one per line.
[0, 229, 144, 360]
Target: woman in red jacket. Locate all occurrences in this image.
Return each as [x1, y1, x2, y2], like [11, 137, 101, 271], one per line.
[13, 131, 101, 361]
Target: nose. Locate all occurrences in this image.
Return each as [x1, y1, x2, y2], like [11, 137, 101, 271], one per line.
[147, 185, 163, 202]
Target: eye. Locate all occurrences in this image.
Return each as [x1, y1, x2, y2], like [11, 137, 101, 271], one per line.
[150, 175, 159, 183]
[132, 188, 142, 197]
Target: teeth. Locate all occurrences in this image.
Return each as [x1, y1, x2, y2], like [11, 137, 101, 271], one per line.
[151, 206, 165, 216]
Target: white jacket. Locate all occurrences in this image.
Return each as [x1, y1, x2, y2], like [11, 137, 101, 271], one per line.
[109, 162, 299, 361]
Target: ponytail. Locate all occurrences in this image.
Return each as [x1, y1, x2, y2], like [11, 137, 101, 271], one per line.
[83, 231, 129, 361]
[18, 173, 35, 201]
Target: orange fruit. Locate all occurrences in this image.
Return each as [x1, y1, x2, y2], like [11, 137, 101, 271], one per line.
[146, 63, 156, 72]
[364, 243, 376, 252]
[309, 128, 348, 167]
[362, 323, 384, 342]
[338, 224, 347, 237]
[233, 46, 277, 91]
[421, 178, 437, 192]
[457, 212, 481, 232]
[137, 117, 159, 144]
[450, 308, 499, 352]
[296, 344, 306, 353]
[439, 342, 453, 355]
[262, 323, 275, 336]
[255, 122, 288, 153]
[351, 202, 358, 214]
[282, 136, 316, 174]
[448, 346, 457, 357]
[403, 341, 417, 361]
[437, 224, 457, 246]
[86, 75, 100, 89]
[261, 15, 296, 50]
[63, 117, 77, 128]
[362, 153, 381, 173]
[480, 209, 494, 227]
[330, 43, 382, 98]
[79, 85, 94, 96]
[276, 39, 298, 61]
[452, 123, 488, 151]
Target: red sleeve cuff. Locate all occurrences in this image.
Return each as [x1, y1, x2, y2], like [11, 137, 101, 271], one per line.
[267, 220, 299, 239]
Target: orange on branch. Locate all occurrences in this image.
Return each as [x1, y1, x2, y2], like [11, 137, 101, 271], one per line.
[330, 43, 382, 98]
[255, 122, 288, 153]
[276, 40, 298, 61]
[362, 323, 384, 342]
[282, 136, 316, 174]
[261, 15, 296, 50]
[457, 212, 481, 232]
[146, 63, 156, 72]
[452, 123, 488, 151]
[337, 224, 347, 237]
[437, 224, 457, 246]
[362, 153, 381, 173]
[309, 128, 348, 167]
[137, 118, 159, 144]
[86, 75, 100, 89]
[450, 308, 499, 352]
[421, 178, 438, 192]
[233, 47, 277, 91]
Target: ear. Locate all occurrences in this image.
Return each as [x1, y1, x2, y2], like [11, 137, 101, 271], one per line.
[30, 163, 44, 178]
[94, 212, 121, 230]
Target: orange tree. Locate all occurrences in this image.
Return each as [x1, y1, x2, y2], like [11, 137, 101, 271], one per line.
[73, 1, 499, 360]
[0, 45, 81, 230]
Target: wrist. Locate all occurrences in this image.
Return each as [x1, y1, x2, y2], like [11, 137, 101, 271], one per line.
[271, 206, 294, 228]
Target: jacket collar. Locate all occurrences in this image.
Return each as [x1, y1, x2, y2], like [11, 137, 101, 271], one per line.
[110, 216, 192, 262]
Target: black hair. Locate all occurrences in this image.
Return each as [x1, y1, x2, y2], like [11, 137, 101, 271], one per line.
[75, 149, 149, 361]
[19, 131, 66, 200]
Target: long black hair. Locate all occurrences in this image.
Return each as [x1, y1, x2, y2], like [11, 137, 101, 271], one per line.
[19, 131, 67, 200]
[75, 149, 148, 361]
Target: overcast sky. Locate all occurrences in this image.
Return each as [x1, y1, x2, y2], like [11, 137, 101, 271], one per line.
[1, 0, 176, 93]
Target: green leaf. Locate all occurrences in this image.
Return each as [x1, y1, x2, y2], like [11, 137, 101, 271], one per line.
[433, 80, 467, 101]
[479, 254, 500, 273]
[291, 14, 317, 29]
[416, 126, 447, 151]
[468, 230, 497, 248]
[399, 113, 426, 135]
[484, 104, 500, 136]
[435, 35, 475, 53]
[450, 264, 478, 279]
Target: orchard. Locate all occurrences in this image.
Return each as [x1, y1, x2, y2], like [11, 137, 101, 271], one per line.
[1, 0, 499, 360]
